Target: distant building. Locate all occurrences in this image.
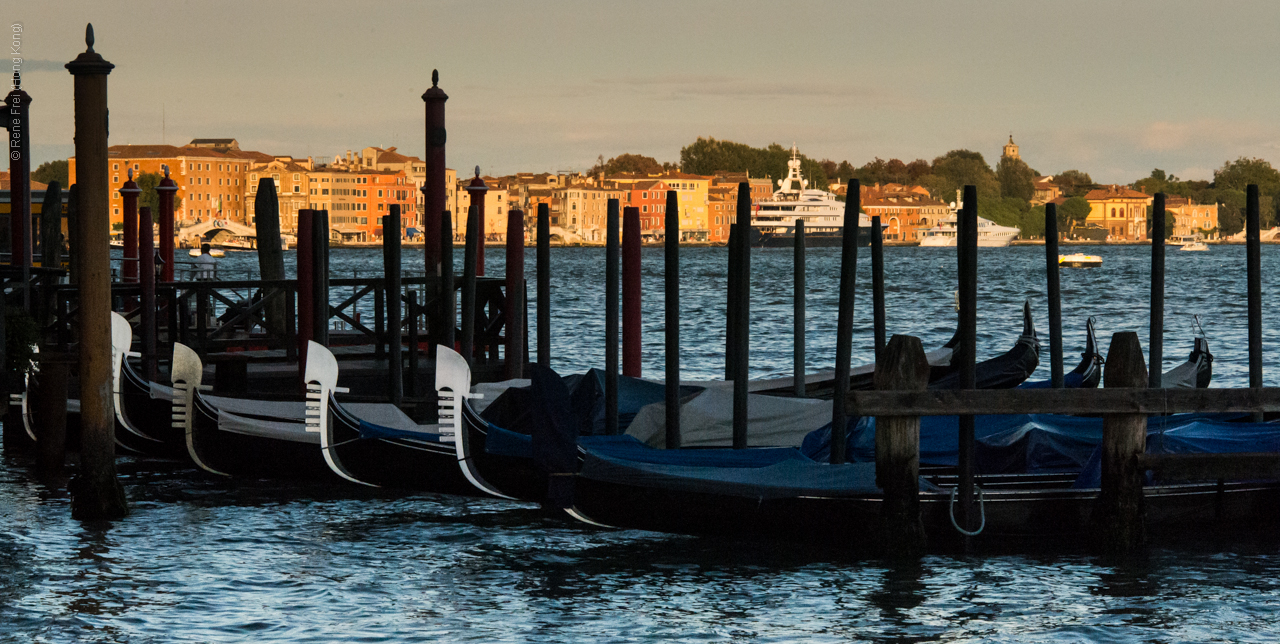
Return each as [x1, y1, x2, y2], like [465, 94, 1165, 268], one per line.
[1165, 196, 1220, 238]
[622, 180, 671, 239]
[188, 138, 240, 153]
[246, 158, 313, 234]
[861, 183, 950, 242]
[1031, 176, 1062, 205]
[1084, 185, 1153, 241]
[307, 161, 414, 243]
[657, 172, 713, 242]
[1002, 134, 1020, 160]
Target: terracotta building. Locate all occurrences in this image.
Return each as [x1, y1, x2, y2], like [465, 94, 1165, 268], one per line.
[1084, 185, 1153, 241]
[1165, 196, 1220, 238]
[861, 184, 950, 242]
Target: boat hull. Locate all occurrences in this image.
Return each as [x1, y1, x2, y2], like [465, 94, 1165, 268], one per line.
[750, 225, 875, 248]
[189, 392, 337, 480]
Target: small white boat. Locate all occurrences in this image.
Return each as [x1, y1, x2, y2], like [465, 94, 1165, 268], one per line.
[188, 248, 226, 258]
[1180, 241, 1209, 252]
[1059, 253, 1102, 268]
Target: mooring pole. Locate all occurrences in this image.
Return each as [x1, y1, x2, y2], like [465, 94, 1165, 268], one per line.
[830, 179, 860, 464]
[439, 209, 455, 353]
[622, 206, 642, 378]
[1094, 331, 1148, 554]
[465, 168, 488, 277]
[664, 190, 681, 448]
[605, 198, 621, 435]
[1247, 184, 1264, 421]
[871, 215, 886, 361]
[120, 170, 140, 285]
[1045, 203, 1064, 388]
[312, 210, 329, 346]
[255, 177, 286, 336]
[875, 334, 931, 555]
[421, 70, 447, 283]
[956, 184, 979, 535]
[460, 205, 479, 370]
[39, 181, 64, 326]
[731, 183, 752, 449]
[793, 218, 806, 398]
[296, 209, 314, 383]
[536, 202, 550, 367]
[139, 207, 157, 381]
[66, 24, 127, 520]
[505, 208, 525, 380]
[32, 358, 69, 481]
[156, 166, 177, 282]
[6, 71, 32, 309]
[384, 207, 403, 405]
[1149, 193, 1166, 389]
[725, 218, 739, 381]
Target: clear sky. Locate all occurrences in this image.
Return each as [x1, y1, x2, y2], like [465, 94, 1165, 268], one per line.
[16, 0, 1280, 183]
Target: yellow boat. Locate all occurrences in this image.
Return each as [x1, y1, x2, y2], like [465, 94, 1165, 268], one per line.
[1059, 253, 1102, 268]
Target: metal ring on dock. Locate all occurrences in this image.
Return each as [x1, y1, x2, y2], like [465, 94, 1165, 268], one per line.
[948, 485, 986, 537]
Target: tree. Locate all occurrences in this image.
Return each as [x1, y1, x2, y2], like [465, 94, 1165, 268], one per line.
[1058, 196, 1091, 233]
[135, 171, 183, 222]
[591, 153, 665, 176]
[979, 196, 1028, 231]
[835, 160, 855, 181]
[996, 156, 1035, 202]
[1023, 205, 1047, 239]
[1145, 205, 1177, 240]
[33, 159, 69, 187]
[1212, 157, 1280, 231]
[679, 137, 828, 189]
[1054, 169, 1094, 197]
[905, 159, 931, 180]
[924, 149, 1001, 205]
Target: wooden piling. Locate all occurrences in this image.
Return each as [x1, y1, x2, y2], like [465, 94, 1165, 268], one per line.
[384, 207, 403, 405]
[506, 208, 525, 380]
[460, 205, 479, 369]
[254, 177, 287, 336]
[465, 168, 488, 277]
[830, 179, 860, 463]
[871, 215, 886, 361]
[536, 203, 550, 367]
[406, 290, 419, 397]
[1247, 184, 1263, 421]
[1045, 203, 1064, 388]
[725, 218, 739, 381]
[1094, 331, 1149, 554]
[312, 210, 330, 346]
[66, 184, 80, 284]
[296, 209, 314, 382]
[31, 358, 69, 481]
[623, 206, 642, 378]
[606, 199, 621, 435]
[874, 334, 931, 555]
[156, 168, 177, 282]
[664, 189, 681, 449]
[732, 183, 752, 449]
[1149, 193, 1166, 388]
[956, 184, 979, 534]
[421, 70, 448, 279]
[139, 206, 157, 381]
[66, 24, 127, 520]
[793, 218, 806, 398]
[39, 180, 63, 276]
[120, 171, 140, 284]
[7, 72, 32, 309]
[439, 209, 455, 352]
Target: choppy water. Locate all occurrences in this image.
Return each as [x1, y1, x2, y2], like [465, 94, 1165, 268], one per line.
[5, 243, 1280, 642]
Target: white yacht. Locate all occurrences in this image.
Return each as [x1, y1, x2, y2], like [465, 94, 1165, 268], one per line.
[750, 145, 877, 247]
[918, 213, 1021, 248]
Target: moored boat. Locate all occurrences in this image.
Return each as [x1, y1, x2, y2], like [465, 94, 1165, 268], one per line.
[748, 145, 878, 248]
[1059, 253, 1102, 268]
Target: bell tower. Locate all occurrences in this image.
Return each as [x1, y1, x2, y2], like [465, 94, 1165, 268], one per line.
[1002, 134, 1020, 160]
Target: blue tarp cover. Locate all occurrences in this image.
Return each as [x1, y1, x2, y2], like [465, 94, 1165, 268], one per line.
[356, 420, 448, 443]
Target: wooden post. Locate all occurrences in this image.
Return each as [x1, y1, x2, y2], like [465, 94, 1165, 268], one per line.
[875, 334, 930, 555]
[793, 218, 806, 398]
[536, 203, 550, 367]
[1045, 203, 1064, 388]
[505, 208, 525, 380]
[406, 290, 419, 397]
[139, 206, 157, 381]
[732, 183, 752, 449]
[1149, 193, 1166, 388]
[664, 189, 681, 448]
[384, 207, 403, 405]
[1247, 184, 1263, 422]
[724, 215, 738, 382]
[465, 168, 488, 277]
[66, 184, 80, 284]
[871, 215, 886, 361]
[956, 184, 979, 534]
[6, 71, 32, 309]
[312, 210, 329, 346]
[66, 24, 127, 520]
[421, 70, 447, 280]
[38, 180, 63, 326]
[605, 199, 620, 435]
[830, 179, 860, 463]
[296, 209, 314, 382]
[255, 177, 287, 336]
[1094, 331, 1148, 554]
[156, 167, 177, 282]
[622, 206, 642, 378]
[460, 205, 479, 369]
[31, 358, 69, 481]
[440, 209, 455, 352]
[120, 170, 140, 284]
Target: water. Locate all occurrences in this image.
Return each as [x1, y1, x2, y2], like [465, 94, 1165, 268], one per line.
[5, 243, 1280, 642]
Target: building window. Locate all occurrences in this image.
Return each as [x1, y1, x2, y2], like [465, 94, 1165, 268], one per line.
[294, 173, 300, 181]
[113, 163, 119, 170]
[378, 189, 383, 197]
[113, 175, 119, 183]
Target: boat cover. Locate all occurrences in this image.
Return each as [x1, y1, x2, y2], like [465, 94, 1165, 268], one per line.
[217, 408, 319, 444]
[1072, 416, 1280, 488]
[625, 384, 832, 448]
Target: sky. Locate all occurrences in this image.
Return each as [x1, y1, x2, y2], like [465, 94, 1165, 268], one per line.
[14, 0, 1280, 183]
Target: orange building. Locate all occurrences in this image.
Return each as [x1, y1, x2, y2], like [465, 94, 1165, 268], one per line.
[1084, 185, 1153, 241]
[861, 184, 950, 242]
[307, 165, 413, 243]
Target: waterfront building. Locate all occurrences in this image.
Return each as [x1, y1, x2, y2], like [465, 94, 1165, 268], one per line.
[307, 162, 414, 243]
[657, 171, 713, 242]
[622, 180, 671, 239]
[1084, 185, 1153, 241]
[1165, 196, 1220, 239]
[451, 176, 510, 242]
[861, 183, 950, 242]
[246, 158, 314, 234]
[554, 184, 626, 242]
